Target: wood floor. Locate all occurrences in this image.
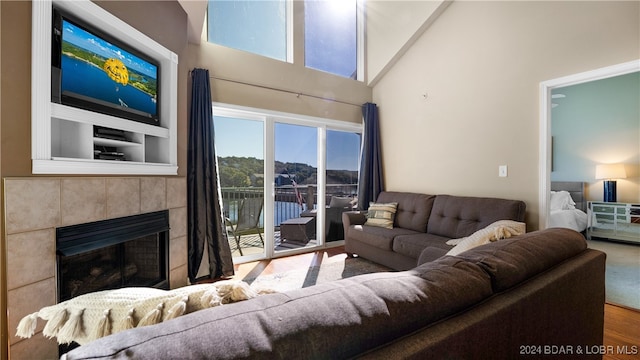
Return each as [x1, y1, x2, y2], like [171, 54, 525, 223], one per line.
[233, 246, 640, 358]
[603, 303, 640, 360]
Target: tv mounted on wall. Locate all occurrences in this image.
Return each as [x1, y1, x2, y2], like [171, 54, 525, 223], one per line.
[51, 8, 160, 126]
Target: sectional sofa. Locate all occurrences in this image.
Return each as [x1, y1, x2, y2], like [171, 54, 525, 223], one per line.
[62, 228, 605, 359]
[343, 191, 527, 270]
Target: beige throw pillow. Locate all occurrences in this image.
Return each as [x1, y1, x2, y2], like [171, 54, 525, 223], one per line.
[365, 202, 398, 229]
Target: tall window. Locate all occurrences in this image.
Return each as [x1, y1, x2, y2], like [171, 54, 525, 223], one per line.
[304, 0, 358, 79]
[207, 0, 362, 81]
[207, 0, 288, 61]
[213, 115, 266, 258]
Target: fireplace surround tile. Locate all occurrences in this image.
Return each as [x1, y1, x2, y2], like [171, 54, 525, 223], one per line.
[169, 207, 187, 239]
[7, 229, 55, 290]
[10, 333, 58, 360]
[170, 264, 188, 288]
[170, 235, 187, 271]
[106, 178, 141, 218]
[4, 179, 60, 235]
[61, 178, 107, 226]
[141, 177, 167, 212]
[8, 278, 56, 346]
[167, 177, 186, 208]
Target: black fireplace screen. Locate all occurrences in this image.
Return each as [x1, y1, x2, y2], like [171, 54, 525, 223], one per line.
[56, 210, 170, 302]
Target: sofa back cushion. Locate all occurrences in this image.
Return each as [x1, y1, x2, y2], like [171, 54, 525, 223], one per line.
[63, 258, 493, 360]
[454, 228, 588, 292]
[376, 192, 435, 232]
[427, 195, 526, 239]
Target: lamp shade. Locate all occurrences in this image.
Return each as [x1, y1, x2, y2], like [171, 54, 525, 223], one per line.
[595, 164, 627, 180]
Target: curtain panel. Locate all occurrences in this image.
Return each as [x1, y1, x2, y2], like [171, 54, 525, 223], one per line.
[187, 68, 234, 282]
[357, 102, 384, 211]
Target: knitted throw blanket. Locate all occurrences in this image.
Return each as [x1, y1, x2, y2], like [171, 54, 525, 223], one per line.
[445, 220, 526, 256]
[16, 280, 274, 345]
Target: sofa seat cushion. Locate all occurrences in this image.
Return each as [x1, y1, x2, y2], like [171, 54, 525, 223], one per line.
[63, 257, 493, 360]
[392, 233, 452, 259]
[376, 192, 435, 232]
[427, 195, 526, 239]
[454, 228, 587, 292]
[349, 225, 420, 251]
[417, 247, 450, 264]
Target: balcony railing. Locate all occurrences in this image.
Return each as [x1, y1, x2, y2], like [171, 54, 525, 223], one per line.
[221, 184, 357, 228]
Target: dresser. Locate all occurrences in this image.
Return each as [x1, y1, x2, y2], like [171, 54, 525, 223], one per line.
[587, 201, 640, 244]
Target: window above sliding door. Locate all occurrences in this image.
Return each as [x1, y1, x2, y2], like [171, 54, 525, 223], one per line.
[207, 0, 364, 82]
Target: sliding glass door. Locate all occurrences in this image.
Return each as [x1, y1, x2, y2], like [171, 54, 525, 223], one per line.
[213, 114, 266, 261]
[273, 122, 318, 253]
[213, 104, 361, 262]
[325, 130, 360, 242]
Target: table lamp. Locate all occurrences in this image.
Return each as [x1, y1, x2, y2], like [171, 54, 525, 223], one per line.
[595, 164, 627, 202]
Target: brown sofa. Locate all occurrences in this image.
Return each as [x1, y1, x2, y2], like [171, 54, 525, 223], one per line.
[62, 228, 605, 360]
[343, 191, 527, 270]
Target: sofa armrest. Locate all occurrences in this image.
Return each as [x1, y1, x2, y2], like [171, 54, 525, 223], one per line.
[342, 211, 367, 232]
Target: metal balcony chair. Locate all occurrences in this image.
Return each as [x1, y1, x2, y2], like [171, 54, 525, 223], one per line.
[226, 197, 264, 256]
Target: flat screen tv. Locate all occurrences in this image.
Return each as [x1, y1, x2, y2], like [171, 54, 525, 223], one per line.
[51, 8, 160, 126]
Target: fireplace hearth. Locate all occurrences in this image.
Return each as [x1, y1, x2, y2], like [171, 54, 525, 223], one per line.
[56, 210, 170, 302]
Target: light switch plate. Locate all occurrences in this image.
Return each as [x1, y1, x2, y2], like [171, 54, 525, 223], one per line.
[499, 165, 508, 177]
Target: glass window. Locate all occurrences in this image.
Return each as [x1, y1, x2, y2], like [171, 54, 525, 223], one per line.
[304, 0, 357, 79]
[213, 116, 266, 259]
[208, 0, 287, 61]
[325, 130, 360, 242]
[274, 123, 318, 252]
[213, 104, 362, 260]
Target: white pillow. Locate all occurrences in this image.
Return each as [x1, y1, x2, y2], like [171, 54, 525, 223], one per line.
[550, 191, 576, 211]
[446, 220, 526, 256]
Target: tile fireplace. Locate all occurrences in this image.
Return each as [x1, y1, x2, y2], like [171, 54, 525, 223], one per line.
[56, 210, 170, 302]
[5, 177, 188, 359]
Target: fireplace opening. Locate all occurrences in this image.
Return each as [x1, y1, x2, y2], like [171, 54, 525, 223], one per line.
[56, 210, 170, 302]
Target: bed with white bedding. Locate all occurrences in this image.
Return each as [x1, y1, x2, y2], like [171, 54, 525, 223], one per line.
[550, 181, 588, 232]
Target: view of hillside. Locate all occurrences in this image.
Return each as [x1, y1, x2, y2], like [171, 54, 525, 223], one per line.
[218, 156, 357, 188]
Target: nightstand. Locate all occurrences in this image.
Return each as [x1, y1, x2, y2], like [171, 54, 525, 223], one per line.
[587, 201, 640, 244]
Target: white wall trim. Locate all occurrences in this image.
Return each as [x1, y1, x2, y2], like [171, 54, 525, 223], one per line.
[538, 59, 640, 229]
[212, 102, 363, 133]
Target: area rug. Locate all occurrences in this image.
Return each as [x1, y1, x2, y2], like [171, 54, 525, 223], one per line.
[242, 257, 392, 293]
[587, 239, 640, 309]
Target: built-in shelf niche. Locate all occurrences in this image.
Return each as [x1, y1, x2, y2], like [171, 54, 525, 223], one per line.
[32, 0, 178, 175]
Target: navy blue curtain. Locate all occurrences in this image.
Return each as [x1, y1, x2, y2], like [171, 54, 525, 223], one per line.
[187, 68, 234, 282]
[357, 102, 384, 210]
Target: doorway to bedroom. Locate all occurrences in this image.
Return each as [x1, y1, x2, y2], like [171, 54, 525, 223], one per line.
[540, 60, 640, 310]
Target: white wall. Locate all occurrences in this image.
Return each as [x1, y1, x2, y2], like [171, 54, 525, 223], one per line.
[372, 1, 640, 229]
[366, 0, 449, 86]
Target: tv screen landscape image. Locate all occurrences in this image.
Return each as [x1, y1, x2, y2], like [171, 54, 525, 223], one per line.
[57, 16, 159, 125]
